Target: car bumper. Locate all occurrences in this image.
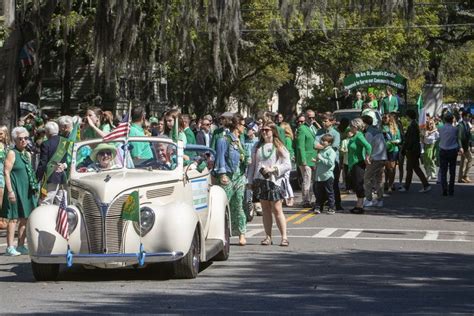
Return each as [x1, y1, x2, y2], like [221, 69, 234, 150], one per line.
[31, 251, 184, 265]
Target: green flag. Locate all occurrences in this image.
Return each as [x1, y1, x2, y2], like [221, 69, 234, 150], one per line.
[122, 191, 140, 222]
[416, 93, 423, 110]
[170, 117, 179, 142]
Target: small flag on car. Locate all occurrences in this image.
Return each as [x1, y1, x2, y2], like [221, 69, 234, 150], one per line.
[55, 195, 69, 240]
[122, 191, 139, 222]
[103, 113, 130, 141]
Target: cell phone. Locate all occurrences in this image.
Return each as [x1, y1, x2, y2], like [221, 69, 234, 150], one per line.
[259, 167, 270, 179]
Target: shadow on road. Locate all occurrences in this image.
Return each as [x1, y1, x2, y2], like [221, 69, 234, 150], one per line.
[344, 182, 474, 222]
[4, 250, 474, 314]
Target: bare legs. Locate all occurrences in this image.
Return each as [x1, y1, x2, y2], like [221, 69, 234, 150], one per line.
[6, 218, 27, 248]
[260, 199, 288, 243]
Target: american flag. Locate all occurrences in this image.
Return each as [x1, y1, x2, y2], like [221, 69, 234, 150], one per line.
[55, 195, 69, 240]
[103, 113, 130, 141]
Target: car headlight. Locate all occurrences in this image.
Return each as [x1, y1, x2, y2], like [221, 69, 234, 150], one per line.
[133, 207, 155, 236]
[66, 207, 78, 234]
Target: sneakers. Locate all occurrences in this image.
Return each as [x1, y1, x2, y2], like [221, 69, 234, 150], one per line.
[398, 187, 407, 192]
[5, 246, 21, 256]
[419, 185, 432, 193]
[312, 208, 321, 214]
[16, 245, 29, 255]
[363, 199, 374, 207]
[326, 208, 335, 215]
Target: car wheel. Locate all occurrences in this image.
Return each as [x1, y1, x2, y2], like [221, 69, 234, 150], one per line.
[173, 229, 200, 279]
[31, 261, 60, 281]
[214, 212, 230, 261]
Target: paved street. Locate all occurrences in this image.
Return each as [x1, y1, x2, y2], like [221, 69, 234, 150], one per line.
[0, 175, 473, 314]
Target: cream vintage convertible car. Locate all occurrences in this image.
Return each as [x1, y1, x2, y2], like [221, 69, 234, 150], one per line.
[27, 137, 230, 280]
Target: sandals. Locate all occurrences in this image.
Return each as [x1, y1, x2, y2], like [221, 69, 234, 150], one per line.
[260, 236, 273, 246]
[280, 239, 289, 247]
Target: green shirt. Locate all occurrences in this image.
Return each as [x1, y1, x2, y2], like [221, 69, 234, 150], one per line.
[347, 131, 372, 171]
[129, 123, 153, 159]
[354, 99, 364, 110]
[315, 146, 336, 181]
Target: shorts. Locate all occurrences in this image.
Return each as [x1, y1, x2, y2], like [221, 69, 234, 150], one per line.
[387, 151, 399, 162]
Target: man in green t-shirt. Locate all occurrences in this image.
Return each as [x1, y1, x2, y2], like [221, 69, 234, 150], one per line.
[129, 106, 153, 160]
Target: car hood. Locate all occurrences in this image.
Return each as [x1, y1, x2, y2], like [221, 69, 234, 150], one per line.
[70, 169, 181, 203]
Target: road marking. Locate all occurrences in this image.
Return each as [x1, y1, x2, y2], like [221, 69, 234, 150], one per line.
[312, 228, 338, 238]
[423, 230, 439, 240]
[293, 213, 316, 224]
[244, 235, 472, 242]
[245, 229, 264, 237]
[286, 209, 310, 223]
[340, 229, 363, 239]
[453, 232, 467, 241]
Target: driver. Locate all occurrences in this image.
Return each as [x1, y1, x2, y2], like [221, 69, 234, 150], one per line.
[87, 143, 119, 171]
[156, 143, 176, 169]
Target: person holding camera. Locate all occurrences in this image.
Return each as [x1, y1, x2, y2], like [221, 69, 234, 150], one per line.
[247, 122, 291, 247]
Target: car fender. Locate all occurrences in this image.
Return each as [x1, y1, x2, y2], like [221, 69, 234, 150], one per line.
[122, 201, 205, 260]
[206, 185, 230, 241]
[27, 204, 88, 259]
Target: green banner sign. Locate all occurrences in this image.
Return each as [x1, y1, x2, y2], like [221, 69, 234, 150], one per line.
[343, 70, 407, 91]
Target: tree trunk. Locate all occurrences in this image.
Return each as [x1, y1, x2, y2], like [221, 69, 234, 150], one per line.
[61, 45, 72, 115]
[0, 29, 21, 129]
[277, 81, 300, 120]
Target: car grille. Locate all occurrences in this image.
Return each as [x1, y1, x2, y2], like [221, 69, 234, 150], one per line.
[81, 191, 128, 254]
[105, 194, 128, 254]
[82, 192, 103, 253]
[146, 186, 174, 199]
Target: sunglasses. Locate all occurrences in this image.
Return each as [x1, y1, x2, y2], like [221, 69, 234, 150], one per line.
[308, 116, 316, 120]
[261, 128, 272, 133]
[297, 121, 305, 124]
[202, 123, 210, 126]
[98, 150, 113, 157]
[18, 137, 29, 141]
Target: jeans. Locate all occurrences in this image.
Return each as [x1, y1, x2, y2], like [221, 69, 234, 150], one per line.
[440, 148, 458, 194]
[404, 151, 429, 190]
[313, 178, 335, 210]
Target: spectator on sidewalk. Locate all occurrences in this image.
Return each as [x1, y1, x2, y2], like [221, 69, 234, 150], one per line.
[457, 110, 472, 183]
[382, 114, 402, 192]
[400, 110, 431, 193]
[347, 118, 372, 214]
[439, 112, 461, 196]
[312, 134, 337, 214]
[422, 119, 439, 181]
[314, 113, 343, 210]
[1, 127, 38, 256]
[362, 115, 387, 208]
[295, 114, 316, 207]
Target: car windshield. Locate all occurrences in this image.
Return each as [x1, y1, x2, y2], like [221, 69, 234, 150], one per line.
[75, 140, 178, 173]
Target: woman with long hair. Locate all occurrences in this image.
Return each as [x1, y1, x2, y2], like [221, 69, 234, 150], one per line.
[247, 122, 291, 246]
[279, 122, 295, 207]
[422, 119, 439, 180]
[215, 114, 247, 245]
[82, 107, 110, 139]
[164, 109, 187, 145]
[382, 114, 401, 191]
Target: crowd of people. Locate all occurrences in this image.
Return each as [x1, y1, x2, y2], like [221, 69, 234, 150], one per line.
[0, 88, 472, 254]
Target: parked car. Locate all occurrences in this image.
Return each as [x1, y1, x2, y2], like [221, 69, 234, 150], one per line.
[27, 137, 230, 281]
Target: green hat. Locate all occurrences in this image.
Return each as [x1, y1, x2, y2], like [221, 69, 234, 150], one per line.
[149, 117, 159, 124]
[90, 143, 117, 161]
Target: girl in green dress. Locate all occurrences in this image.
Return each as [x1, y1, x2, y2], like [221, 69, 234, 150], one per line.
[2, 127, 38, 256]
[0, 126, 10, 230]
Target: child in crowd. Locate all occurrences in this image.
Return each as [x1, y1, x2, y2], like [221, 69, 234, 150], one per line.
[312, 134, 337, 214]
